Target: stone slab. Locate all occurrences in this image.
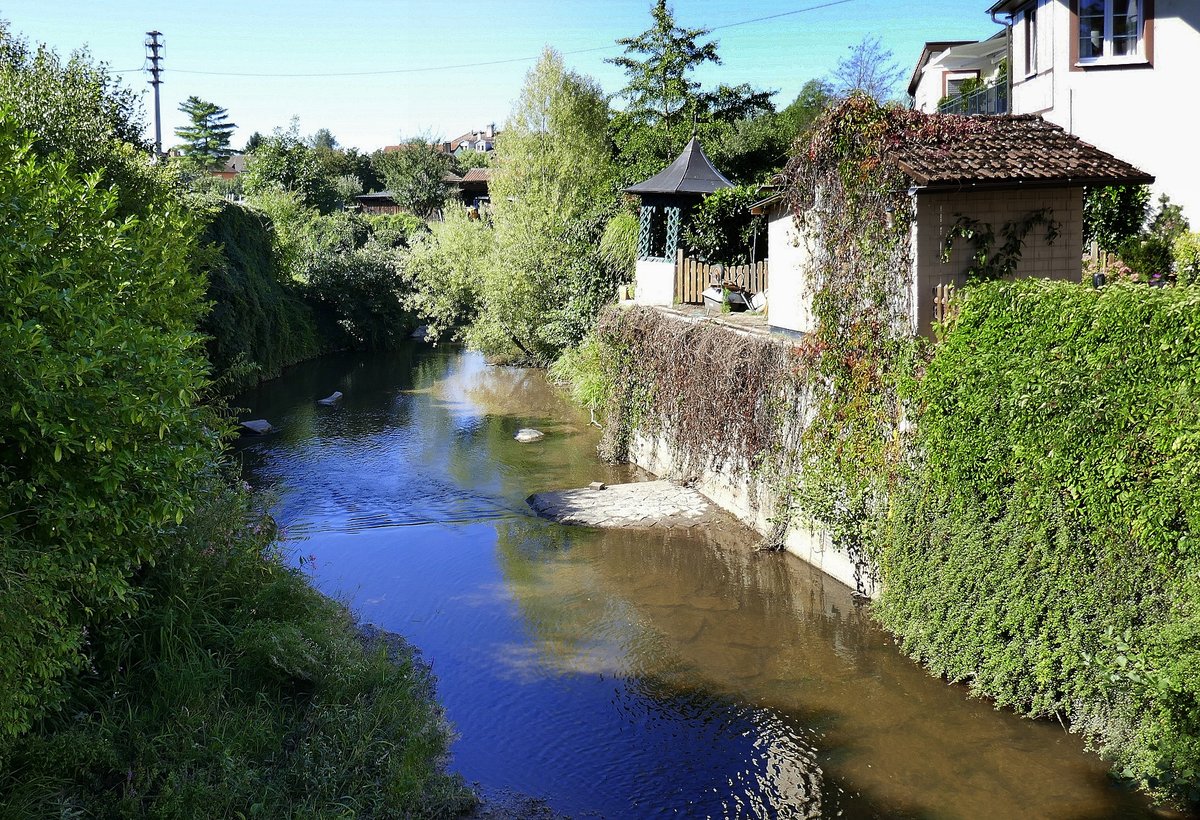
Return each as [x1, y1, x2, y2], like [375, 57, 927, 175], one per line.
[527, 479, 723, 529]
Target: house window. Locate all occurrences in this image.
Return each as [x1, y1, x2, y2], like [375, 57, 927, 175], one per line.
[1024, 2, 1039, 75]
[1079, 0, 1143, 61]
[945, 71, 980, 98]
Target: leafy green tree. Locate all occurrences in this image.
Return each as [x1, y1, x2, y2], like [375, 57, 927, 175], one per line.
[778, 79, 834, 144]
[608, 0, 719, 144]
[0, 25, 174, 218]
[403, 210, 494, 343]
[243, 130, 265, 153]
[308, 127, 338, 150]
[475, 48, 617, 363]
[174, 95, 237, 169]
[242, 121, 340, 213]
[372, 138, 453, 218]
[1083, 185, 1149, 252]
[607, 2, 777, 184]
[452, 148, 491, 171]
[0, 111, 215, 736]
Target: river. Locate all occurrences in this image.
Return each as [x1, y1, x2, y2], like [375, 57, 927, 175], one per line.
[234, 345, 1154, 819]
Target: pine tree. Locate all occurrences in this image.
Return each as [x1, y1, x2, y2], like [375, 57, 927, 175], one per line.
[606, 0, 720, 134]
[174, 96, 236, 168]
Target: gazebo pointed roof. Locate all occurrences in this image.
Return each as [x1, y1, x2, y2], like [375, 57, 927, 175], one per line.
[625, 137, 733, 196]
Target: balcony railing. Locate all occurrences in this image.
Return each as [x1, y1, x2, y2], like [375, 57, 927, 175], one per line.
[938, 83, 1009, 116]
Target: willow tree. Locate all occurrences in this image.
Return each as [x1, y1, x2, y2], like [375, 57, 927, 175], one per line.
[472, 47, 616, 364]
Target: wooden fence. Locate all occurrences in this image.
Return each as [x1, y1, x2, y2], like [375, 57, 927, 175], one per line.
[674, 250, 768, 304]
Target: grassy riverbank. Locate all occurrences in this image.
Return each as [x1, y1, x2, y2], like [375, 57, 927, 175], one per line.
[0, 478, 476, 817]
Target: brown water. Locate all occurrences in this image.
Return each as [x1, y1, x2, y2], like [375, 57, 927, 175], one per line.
[235, 346, 1155, 819]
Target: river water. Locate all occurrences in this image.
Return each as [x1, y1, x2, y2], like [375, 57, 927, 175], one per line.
[235, 346, 1154, 819]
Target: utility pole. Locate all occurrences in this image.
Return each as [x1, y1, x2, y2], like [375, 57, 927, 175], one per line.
[145, 31, 164, 156]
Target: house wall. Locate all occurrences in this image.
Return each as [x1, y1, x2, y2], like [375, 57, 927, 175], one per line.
[633, 258, 675, 306]
[912, 46, 1006, 113]
[1012, 0, 1200, 222]
[911, 186, 1083, 335]
[764, 202, 817, 334]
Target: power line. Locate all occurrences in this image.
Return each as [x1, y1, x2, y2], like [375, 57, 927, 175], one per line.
[121, 0, 860, 80]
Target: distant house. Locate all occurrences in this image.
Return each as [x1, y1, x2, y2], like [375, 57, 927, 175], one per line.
[354, 191, 403, 215]
[909, 34, 1008, 114]
[212, 153, 247, 180]
[761, 113, 1151, 338]
[986, 0, 1200, 221]
[429, 124, 498, 156]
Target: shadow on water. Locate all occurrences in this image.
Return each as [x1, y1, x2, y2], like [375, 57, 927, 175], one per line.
[236, 345, 1160, 820]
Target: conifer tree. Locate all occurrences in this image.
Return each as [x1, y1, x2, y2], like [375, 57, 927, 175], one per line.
[174, 95, 236, 168]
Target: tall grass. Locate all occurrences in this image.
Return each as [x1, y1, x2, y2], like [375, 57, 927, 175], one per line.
[0, 477, 476, 818]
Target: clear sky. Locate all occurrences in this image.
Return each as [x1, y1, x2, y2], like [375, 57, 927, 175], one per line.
[0, 0, 1000, 152]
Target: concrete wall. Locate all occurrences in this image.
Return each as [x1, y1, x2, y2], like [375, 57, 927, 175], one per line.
[764, 201, 818, 335]
[634, 258, 675, 306]
[911, 186, 1083, 335]
[626, 429, 870, 597]
[1012, 0, 1200, 223]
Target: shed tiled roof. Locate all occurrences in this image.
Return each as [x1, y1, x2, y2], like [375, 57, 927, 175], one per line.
[460, 167, 491, 183]
[889, 115, 1153, 188]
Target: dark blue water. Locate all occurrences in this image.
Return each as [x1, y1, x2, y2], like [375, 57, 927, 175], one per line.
[235, 346, 1153, 819]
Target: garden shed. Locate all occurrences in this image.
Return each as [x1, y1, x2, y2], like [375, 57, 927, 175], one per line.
[626, 137, 732, 305]
[765, 112, 1153, 338]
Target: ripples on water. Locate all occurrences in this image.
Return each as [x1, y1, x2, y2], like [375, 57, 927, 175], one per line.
[235, 347, 1156, 819]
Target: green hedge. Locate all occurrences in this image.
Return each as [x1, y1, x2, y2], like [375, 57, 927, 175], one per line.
[878, 279, 1200, 805]
[196, 198, 322, 389]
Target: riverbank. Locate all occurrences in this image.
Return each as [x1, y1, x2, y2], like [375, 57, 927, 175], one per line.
[577, 292, 1200, 810]
[0, 477, 477, 817]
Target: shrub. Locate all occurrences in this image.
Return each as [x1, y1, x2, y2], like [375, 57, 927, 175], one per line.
[0, 113, 216, 736]
[195, 197, 322, 388]
[1083, 185, 1149, 252]
[681, 184, 764, 265]
[878, 279, 1200, 807]
[1174, 232, 1200, 286]
[302, 242, 414, 350]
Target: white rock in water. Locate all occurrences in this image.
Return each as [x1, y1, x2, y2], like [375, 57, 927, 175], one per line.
[240, 419, 274, 435]
[514, 428, 544, 442]
[317, 391, 343, 406]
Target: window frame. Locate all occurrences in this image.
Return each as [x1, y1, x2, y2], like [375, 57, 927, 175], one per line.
[1072, 0, 1154, 68]
[1023, 0, 1039, 76]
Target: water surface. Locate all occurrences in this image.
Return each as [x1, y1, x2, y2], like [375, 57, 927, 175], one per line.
[236, 346, 1153, 819]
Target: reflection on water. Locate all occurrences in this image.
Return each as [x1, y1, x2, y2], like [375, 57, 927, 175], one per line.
[235, 347, 1153, 819]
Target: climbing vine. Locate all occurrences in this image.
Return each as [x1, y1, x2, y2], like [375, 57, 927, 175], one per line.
[941, 208, 1062, 282]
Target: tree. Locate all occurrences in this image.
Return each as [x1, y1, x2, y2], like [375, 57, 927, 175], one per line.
[243, 131, 265, 153]
[829, 36, 904, 101]
[608, 0, 719, 145]
[0, 110, 214, 735]
[241, 121, 340, 213]
[174, 95, 237, 168]
[372, 138, 453, 218]
[0, 24, 172, 219]
[308, 127, 338, 151]
[474, 48, 617, 363]
[607, 2, 777, 183]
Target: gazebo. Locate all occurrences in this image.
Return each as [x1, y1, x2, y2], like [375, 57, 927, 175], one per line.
[625, 137, 732, 305]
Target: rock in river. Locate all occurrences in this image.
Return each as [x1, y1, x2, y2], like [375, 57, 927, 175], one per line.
[514, 428, 545, 443]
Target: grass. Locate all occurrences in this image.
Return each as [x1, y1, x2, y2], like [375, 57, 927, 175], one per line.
[0, 477, 476, 818]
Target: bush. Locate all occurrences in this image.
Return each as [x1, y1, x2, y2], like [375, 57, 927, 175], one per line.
[403, 210, 494, 344]
[681, 184, 764, 265]
[303, 242, 414, 350]
[1174, 233, 1200, 286]
[878, 279, 1200, 807]
[196, 197, 322, 388]
[0, 113, 216, 736]
[0, 479, 477, 817]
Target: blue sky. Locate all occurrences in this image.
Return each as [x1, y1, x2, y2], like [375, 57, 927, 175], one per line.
[1, 0, 999, 151]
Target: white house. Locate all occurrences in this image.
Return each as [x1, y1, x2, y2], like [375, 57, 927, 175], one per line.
[989, 0, 1200, 222]
[909, 34, 1008, 113]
